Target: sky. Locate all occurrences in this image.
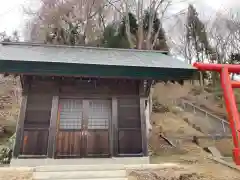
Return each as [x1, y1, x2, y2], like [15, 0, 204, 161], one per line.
[0, 0, 239, 37]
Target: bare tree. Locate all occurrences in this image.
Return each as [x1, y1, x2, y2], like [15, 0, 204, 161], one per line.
[167, 12, 193, 63]
[25, 0, 113, 45]
[208, 11, 240, 64]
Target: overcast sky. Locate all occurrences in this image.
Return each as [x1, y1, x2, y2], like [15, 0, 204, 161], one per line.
[0, 0, 239, 37]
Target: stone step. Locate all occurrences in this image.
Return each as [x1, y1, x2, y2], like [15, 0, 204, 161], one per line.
[41, 178, 127, 180]
[34, 170, 126, 180]
[35, 164, 126, 172]
[11, 157, 150, 167]
[34, 163, 175, 172]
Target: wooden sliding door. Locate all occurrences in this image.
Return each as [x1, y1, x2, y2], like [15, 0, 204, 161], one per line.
[55, 99, 84, 158]
[86, 99, 111, 157]
[55, 98, 111, 158]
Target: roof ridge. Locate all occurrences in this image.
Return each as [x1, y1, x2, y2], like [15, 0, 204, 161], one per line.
[0, 41, 169, 54]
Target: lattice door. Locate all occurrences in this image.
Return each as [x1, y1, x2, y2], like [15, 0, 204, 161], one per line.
[56, 99, 84, 157]
[86, 99, 111, 157]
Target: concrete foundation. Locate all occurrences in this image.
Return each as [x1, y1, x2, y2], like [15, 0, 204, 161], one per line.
[10, 157, 150, 167]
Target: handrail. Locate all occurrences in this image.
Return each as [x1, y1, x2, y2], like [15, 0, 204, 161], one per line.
[179, 99, 229, 125]
[174, 98, 230, 134]
[164, 135, 232, 140]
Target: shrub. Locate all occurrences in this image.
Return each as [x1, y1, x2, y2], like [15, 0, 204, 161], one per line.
[0, 133, 15, 164]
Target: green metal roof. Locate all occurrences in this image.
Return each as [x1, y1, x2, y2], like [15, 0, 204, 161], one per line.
[0, 42, 196, 80]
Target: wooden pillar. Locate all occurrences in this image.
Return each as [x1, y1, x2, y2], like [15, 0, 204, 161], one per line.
[140, 97, 148, 156]
[13, 76, 29, 158]
[13, 95, 28, 158]
[111, 97, 118, 156]
[47, 95, 59, 158]
[139, 80, 148, 156]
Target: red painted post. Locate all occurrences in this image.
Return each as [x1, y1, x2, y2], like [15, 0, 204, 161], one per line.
[193, 63, 240, 165]
[220, 68, 240, 165]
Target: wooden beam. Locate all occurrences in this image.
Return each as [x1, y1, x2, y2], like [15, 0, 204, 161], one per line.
[47, 95, 59, 158]
[13, 95, 28, 158]
[140, 97, 148, 156]
[111, 97, 118, 157]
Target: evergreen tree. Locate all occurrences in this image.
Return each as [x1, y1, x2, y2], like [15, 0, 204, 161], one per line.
[102, 9, 169, 53]
[143, 10, 169, 52]
[102, 23, 130, 48]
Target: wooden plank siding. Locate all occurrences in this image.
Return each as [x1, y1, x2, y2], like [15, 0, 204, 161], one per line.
[20, 128, 49, 156]
[19, 77, 54, 157]
[14, 75, 148, 158]
[117, 98, 143, 155]
[19, 93, 52, 156]
[59, 78, 140, 97]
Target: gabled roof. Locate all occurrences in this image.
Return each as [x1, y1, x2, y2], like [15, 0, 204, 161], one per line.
[0, 42, 196, 80]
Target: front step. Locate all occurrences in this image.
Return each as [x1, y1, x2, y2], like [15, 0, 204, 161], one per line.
[35, 164, 127, 172]
[34, 164, 128, 180]
[34, 170, 126, 180]
[50, 179, 127, 180]
[11, 157, 150, 167]
[33, 163, 180, 180]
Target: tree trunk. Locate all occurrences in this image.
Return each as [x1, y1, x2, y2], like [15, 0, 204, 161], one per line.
[136, 0, 144, 49]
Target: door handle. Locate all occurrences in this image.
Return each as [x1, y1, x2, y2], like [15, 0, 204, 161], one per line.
[82, 129, 88, 136]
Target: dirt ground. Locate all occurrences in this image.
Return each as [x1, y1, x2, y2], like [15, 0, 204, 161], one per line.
[128, 160, 240, 180]
[146, 82, 240, 179]
[0, 167, 33, 180]
[147, 113, 240, 180]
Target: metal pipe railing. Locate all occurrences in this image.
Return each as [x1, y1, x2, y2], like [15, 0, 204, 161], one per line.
[175, 98, 230, 134]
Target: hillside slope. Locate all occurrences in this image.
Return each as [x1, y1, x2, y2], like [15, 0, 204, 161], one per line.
[152, 82, 234, 156]
[144, 82, 240, 180]
[0, 76, 20, 145]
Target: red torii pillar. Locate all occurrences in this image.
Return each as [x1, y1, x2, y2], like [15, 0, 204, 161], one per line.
[193, 62, 240, 165]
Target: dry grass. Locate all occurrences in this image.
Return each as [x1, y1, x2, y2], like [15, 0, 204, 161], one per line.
[151, 112, 203, 137]
[152, 82, 235, 157]
[149, 111, 208, 157]
[152, 82, 192, 106]
[150, 82, 209, 157]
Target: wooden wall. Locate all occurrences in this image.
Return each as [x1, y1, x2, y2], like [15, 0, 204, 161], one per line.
[15, 75, 148, 158]
[117, 98, 142, 154]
